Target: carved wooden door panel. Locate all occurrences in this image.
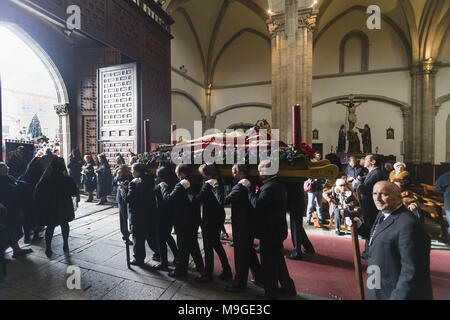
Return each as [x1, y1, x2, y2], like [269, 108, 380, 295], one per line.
[97, 63, 140, 165]
[76, 48, 121, 157]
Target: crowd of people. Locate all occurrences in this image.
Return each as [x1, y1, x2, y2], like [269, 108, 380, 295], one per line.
[0, 143, 443, 300]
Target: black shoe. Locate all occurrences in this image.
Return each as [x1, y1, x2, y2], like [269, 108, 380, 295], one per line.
[279, 287, 297, 296]
[168, 270, 186, 278]
[31, 235, 42, 243]
[219, 269, 233, 280]
[152, 263, 169, 271]
[195, 274, 213, 283]
[97, 201, 106, 206]
[303, 247, 315, 254]
[86, 199, 93, 203]
[286, 254, 303, 261]
[152, 254, 160, 262]
[24, 236, 31, 244]
[336, 230, 344, 236]
[250, 277, 264, 287]
[224, 284, 246, 293]
[45, 249, 53, 258]
[130, 259, 144, 266]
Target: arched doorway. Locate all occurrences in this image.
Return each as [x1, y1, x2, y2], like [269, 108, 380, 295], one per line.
[0, 22, 70, 161]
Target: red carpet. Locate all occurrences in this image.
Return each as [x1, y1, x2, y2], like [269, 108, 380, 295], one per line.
[214, 231, 450, 300]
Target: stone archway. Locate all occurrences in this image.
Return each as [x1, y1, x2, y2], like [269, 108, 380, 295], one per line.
[0, 22, 71, 161]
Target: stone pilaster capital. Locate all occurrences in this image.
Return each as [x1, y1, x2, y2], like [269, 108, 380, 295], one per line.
[297, 8, 318, 32]
[267, 13, 285, 38]
[401, 106, 412, 118]
[54, 103, 69, 116]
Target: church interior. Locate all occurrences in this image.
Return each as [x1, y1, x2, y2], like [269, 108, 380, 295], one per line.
[0, 0, 449, 301]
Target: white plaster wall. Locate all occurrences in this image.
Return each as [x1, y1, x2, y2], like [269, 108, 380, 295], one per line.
[171, 11, 205, 84]
[213, 33, 271, 86]
[215, 107, 272, 132]
[435, 100, 450, 164]
[436, 67, 450, 101]
[313, 10, 409, 75]
[313, 101, 404, 160]
[172, 93, 203, 139]
[211, 85, 271, 114]
[343, 37, 363, 73]
[438, 29, 450, 63]
[313, 71, 410, 103]
[171, 71, 205, 111]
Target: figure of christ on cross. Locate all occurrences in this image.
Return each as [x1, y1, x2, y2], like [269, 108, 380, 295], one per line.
[336, 94, 369, 154]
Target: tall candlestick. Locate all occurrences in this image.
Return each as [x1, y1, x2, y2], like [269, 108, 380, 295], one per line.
[144, 119, 151, 152]
[292, 104, 302, 148]
[171, 123, 177, 145]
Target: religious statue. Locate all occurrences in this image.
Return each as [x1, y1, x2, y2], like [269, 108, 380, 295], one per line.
[337, 125, 346, 153]
[357, 124, 372, 154]
[336, 94, 368, 131]
[347, 129, 361, 154]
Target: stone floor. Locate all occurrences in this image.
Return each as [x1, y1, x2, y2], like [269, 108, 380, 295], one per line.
[1, 195, 447, 300]
[0, 195, 324, 301]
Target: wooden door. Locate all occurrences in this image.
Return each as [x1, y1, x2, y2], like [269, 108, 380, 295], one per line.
[97, 62, 140, 165]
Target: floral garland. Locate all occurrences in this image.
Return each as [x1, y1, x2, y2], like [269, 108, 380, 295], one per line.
[138, 141, 314, 167]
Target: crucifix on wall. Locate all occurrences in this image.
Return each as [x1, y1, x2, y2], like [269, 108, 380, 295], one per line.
[336, 94, 369, 154]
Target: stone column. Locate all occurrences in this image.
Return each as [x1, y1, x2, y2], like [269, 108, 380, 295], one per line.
[401, 106, 412, 162]
[55, 103, 71, 163]
[203, 84, 215, 131]
[421, 60, 438, 163]
[409, 61, 438, 164]
[268, 0, 317, 144]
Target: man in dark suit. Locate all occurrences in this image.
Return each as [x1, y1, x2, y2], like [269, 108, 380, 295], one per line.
[349, 181, 433, 300]
[285, 181, 315, 260]
[343, 156, 364, 189]
[224, 164, 262, 292]
[248, 160, 296, 299]
[160, 164, 204, 277]
[357, 154, 385, 229]
[126, 163, 157, 266]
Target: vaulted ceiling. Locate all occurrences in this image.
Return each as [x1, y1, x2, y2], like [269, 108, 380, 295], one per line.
[165, 0, 450, 85]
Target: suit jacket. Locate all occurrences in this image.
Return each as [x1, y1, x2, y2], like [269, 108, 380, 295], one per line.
[161, 177, 200, 232]
[358, 206, 433, 300]
[193, 182, 225, 227]
[248, 177, 288, 245]
[126, 174, 156, 235]
[225, 183, 254, 239]
[358, 167, 384, 228]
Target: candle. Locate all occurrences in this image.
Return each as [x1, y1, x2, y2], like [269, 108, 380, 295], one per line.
[144, 119, 151, 152]
[292, 104, 302, 148]
[171, 123, 177, 145]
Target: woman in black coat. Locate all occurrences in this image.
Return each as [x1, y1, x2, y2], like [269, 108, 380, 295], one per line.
[193, 164, 232, 283]
[82, 155, 97, 202]
[96, 154, 113, 205]
[154, 166, 179, 270]
[34, 158, 79, 258]
[113, 164, 133, 244]
[68, 148, 83, 188]
[17, 157, 45, 244]
[0, 163, 33, 259]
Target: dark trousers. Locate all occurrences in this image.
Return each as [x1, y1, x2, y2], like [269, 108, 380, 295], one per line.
[118, 200, 130, 241]
[45, 222, 70, 249]
[260, 239, 295, 298]
[232, 222, 261, 287]
[289, 209, 314, 256]
[333, 208, 342, 231]
[132, 232, 154, 263]
[157, 223, 178, 266]
[0, 249, 6, 282]
[202, 222, 230, 276]
[22, 209, 39, 240]
[175, 225, 204, 274]
[87, 191, 94, 201]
